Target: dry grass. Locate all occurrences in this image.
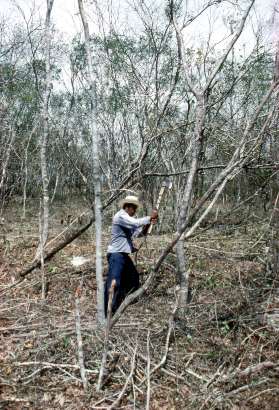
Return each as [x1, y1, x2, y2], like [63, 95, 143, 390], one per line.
[0, 202, 279, 409]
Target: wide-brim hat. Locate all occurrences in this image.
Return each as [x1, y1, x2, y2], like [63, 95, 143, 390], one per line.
[119, 195, 140, 209]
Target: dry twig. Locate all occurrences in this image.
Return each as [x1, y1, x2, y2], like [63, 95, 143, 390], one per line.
[108, 343, 138, 410]
[75, 286, 87, 391]
[146, 330, 151, 410]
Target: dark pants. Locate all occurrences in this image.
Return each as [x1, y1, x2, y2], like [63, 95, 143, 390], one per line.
[104, 253, 140, 317]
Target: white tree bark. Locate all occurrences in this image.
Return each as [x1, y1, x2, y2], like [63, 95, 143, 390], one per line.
[78, 0, 105, 324]
[176, 94, 207, 307]
[38, 0, 54, 252]
[171, 0, 256, 308]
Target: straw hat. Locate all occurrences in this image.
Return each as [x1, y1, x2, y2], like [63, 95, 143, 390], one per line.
[119, 195, 140, 209]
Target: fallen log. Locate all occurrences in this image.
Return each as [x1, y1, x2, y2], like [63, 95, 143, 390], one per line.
[19, 217, 94, 278]
[17, 174, 141, 278]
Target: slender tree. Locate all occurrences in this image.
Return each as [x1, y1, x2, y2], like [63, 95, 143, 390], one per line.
[38, 0, 55, 249]
[78, 0, 105, 324]
[170, 0, 256, 308]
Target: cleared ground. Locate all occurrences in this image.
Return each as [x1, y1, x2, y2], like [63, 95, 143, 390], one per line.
[0, 201, 278, 409]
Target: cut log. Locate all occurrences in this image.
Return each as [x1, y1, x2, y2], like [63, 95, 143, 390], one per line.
[19, 217, 94, 278]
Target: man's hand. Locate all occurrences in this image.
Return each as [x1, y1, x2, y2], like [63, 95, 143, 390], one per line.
[150, 208, 158, 224]
[141, 209, 159, 235]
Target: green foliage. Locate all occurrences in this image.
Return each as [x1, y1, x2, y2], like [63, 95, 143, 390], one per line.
[0, 8, 277, 208]
[164, 0, 183, 20]
[220, 321, 233, 335]
[62, 336, 70, 348]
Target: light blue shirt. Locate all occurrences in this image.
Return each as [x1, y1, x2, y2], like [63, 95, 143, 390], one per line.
[107, 209, 150, 254]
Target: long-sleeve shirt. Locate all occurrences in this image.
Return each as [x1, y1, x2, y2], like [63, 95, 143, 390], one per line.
[107, 209, 150, 254]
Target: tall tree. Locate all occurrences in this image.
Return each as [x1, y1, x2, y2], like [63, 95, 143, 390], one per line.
[78, 0, 105, 324]
[170, 0, 256, 309]
[38, 0, 55, 249]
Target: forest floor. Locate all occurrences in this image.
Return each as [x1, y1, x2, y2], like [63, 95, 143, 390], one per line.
[0, 201, 279, 409]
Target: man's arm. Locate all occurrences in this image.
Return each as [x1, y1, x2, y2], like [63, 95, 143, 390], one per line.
[132, 209, 159, 238]
[117, 211, 150, 229]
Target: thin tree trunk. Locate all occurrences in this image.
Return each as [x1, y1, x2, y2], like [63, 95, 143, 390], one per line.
[78, 0, 105, 324]
[176, 95, 206, 308]
[37, 0, 54, 253]
[171, 0, 256, 309]
[97, 281, 115, 391]
[50, 172, 59, 204]
[39, 201, 46, 299]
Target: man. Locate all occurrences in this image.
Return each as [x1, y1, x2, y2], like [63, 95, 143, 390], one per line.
[104, 195, 158, 316]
